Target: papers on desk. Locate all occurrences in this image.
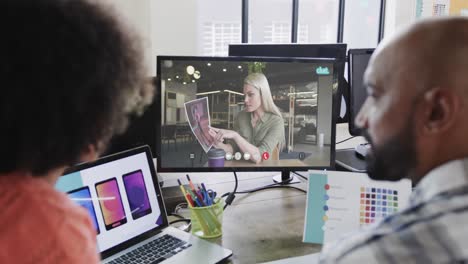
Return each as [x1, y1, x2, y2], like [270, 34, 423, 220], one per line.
[303, 170, 411, 245]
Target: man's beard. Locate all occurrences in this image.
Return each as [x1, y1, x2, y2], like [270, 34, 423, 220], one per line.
[362, 121, 417, 182]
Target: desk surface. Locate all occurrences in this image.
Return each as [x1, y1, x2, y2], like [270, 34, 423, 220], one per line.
[169, 173, 322, 263]
[335, 123, 367, 150]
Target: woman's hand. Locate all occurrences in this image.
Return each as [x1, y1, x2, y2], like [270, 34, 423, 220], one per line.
[209, 127, 238, 142]
[208, 127, 235, 153]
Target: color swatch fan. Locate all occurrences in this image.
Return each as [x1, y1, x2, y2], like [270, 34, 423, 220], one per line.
[303, 170, 412, 245]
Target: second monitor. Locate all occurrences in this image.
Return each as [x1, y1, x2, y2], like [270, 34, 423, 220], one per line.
[156, 56, 338, 175]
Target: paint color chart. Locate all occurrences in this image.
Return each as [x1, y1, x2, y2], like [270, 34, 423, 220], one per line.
[303, 170, 411, 245]
[360, 187, 399, 226]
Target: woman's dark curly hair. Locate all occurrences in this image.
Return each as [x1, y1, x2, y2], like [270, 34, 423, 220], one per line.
[0, 0, 150, 175]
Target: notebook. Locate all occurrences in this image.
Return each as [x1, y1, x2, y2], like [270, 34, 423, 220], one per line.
[56, 145, 232, 263]
[303, 170, 411, 245]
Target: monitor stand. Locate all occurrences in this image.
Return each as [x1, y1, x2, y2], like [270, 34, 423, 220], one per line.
[335, 146, 367, 172]
[272, 170, 301, 184]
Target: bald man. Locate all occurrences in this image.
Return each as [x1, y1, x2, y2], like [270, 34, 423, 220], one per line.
[319, 17, 468, 263]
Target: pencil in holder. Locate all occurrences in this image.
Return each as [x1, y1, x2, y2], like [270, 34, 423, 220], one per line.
[190, 198, 224, 238]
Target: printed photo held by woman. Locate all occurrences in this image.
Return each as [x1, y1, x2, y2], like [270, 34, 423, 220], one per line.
[184, 97, 214, 152]
[209, 73, 285, 164]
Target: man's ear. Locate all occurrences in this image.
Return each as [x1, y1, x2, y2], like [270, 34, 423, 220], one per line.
[421, 87, 460, 135]
[80, 144, 99, 163]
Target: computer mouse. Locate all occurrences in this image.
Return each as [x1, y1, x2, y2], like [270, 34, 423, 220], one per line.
[355, 143, 371, 159]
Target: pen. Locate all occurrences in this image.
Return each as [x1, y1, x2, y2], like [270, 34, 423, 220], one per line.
[200, 183, 211, 205]
[187, 189, 202, 207]
[195, 189, 206, 207]
[186, 174, 197, 193]
[185, 193, 195, 207]
[177, 179, 187, 196]
[200, 184, 211, 205]
[197, 185, 206, 204]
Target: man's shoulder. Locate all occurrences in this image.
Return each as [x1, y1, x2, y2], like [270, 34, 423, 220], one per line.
[320, 195, 468, 263]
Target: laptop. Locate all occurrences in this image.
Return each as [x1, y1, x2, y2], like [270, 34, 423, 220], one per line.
[55, 145, 232, 263]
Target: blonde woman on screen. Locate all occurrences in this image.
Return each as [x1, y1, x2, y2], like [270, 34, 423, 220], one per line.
[209, 73, 285, 164]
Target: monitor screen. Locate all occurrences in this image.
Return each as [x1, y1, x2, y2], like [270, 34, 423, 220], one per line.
[156, 56, 338, 172]
[348, 49, 374, 136]
[229, 44, 348, 123]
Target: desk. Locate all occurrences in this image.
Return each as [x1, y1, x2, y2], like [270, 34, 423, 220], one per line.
[168, 173, 322, 263]
[334, 124, 368, 172]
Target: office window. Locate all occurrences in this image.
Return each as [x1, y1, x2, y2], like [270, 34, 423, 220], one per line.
[264, 22, 291, 43]
[343, 0, 381, 49]
[298, 0, 339, 43]
[151, 0, 241, 59]
[384, 0, 468, 41]
[203, 22, 242, 56]
[249, 0, 293, 43]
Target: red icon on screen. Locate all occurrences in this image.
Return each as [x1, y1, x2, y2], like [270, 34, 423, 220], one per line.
[262, 152, 270, 160]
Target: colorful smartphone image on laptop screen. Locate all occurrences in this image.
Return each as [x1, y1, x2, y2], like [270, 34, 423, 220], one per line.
[68, 186, 100, 234]
[95, 178, 127, 230]
[122, 170, 152, 220]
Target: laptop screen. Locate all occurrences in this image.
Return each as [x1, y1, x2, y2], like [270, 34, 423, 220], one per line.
[55, 148, 165, 253]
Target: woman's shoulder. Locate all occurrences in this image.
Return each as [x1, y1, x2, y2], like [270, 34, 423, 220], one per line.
[235, 111, 250, 122]
[266, 112, 284, 124]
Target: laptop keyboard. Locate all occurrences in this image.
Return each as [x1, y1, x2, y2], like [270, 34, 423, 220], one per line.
[107, 234, 192, 264]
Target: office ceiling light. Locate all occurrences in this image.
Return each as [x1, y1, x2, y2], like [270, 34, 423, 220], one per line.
[207, 63, 211, 66]
[224, 89, 244, 96]
[196, 90, 221, 95]
[193, 71, 201, 79]
[186, 65, 195, 75]
[223, 68, 227, 72]
[287, 91, 315, 96]
[162, 60, 173, 68]
[238, 65, 242, 69]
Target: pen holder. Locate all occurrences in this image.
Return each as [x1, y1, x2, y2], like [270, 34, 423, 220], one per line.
[190, 198, 224, 238]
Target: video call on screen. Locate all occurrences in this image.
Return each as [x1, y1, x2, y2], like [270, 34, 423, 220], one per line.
[159, 59, 336, 169]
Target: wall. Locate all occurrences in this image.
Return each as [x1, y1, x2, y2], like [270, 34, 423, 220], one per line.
[383, 0, 417, 41]
[450, 0, 468, 15]
[100, 0, 153, 75]
[151, 0, 198, 75]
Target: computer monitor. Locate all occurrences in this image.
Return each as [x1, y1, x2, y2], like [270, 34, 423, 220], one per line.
[156, 55, 339, 182]
[229, 44, 348, 123]
[348, 49, 374, 136]
[334, 49, 374, 172]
